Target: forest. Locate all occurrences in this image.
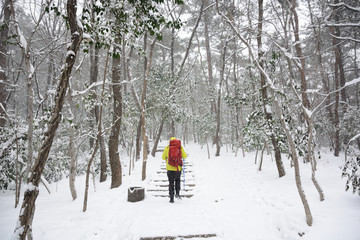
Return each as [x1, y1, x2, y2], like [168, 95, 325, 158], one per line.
[0, 0, 360, 239]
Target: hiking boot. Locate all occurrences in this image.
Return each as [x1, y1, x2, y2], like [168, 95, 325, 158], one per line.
[169, 197, 174, 203]
[175, 194, 182, 199]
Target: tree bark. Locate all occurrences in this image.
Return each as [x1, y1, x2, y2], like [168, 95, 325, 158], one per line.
[12, 1, 83, 238]
[15, 128, 23, 208]
[215, 41, 227, 157]
[83, 138, 99, 212]
[67, 88, 77, 201]
[108, 42, 122, 189]
[331, 0, 347, 104]
[289, 0, 310, 109]
[0, 0, 11, 127]
[330, 25, 341, 157]
[135, 116, 142, 160]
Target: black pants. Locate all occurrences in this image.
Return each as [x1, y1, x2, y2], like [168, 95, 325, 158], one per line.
[167, 170, 181, 198]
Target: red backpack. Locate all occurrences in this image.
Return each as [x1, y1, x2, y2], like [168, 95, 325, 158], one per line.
[168, 139, 183, 171]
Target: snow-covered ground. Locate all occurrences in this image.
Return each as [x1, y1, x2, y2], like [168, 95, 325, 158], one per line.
[1, 143, 359, 240]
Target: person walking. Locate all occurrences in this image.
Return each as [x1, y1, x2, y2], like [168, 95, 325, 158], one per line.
[162, 137, 187, 203]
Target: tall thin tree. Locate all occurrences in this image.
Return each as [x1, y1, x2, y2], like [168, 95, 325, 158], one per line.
[0, 0, 11, 128]
[258, 0, 285, 177]
[12, 0, 84, 238]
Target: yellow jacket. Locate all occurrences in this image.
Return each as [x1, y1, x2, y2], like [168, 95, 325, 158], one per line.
[162, 144, 187, 171]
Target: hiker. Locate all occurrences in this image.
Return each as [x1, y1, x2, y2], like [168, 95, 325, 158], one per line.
[162, 137, 187, 203]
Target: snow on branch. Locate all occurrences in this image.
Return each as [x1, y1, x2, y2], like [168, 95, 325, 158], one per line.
[325, 20, 360, 28]
[271, 40, 302, 71]
[71, 80, 110, 97]
[348, 133, 360, 144]
[155, 42, 171, 51]
[328, 33, 360, 43]
[344, 77, 360, 88]
[328, 3, 360, 12]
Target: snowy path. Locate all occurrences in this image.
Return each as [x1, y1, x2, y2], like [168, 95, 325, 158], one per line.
[1, 143, 360, 240]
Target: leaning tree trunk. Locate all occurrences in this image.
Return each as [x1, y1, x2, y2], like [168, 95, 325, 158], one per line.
[151, 116, 165, 157]
[12, 1, 83, 238]
[279, 110, 313, 226]
[108, 42, 122, 189]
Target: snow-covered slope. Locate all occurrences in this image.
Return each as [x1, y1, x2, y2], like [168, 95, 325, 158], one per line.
[1, 143, 359, 239]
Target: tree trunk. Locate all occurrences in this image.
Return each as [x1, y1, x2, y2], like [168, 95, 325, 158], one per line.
[69, 123, 77, 200]
[98, 51, 108, 182]
[11, 0, 35, 180]
[258, 143, 266, 171]
[151, 116, 165, 157]
[25, 63, 34, 180]
[89, 0, 107, 181]
[170, 119, 175, 138]
[135, 117, 142, 160]
[332, 0, 347, 104]
[0, 0, 11, 127]
[307, 0, 333, 122]
[354, 31, 359, 109]
[15, 128, 22, 208]
[215, 41, 227, 157]
[203, 0, 217, 117]
[233, 46, 245, 157]
[308, 119, 324, 201]
[12, 1, 83, 238]
[257, 0, 285, 177]
[83, 48, 108, 211]
[98, 119, 107, 182]
[141, 35, 157, 181]
[271, 83, 313, 226]
[67, 88, 77, 201]
[83, 138, 99, 212]
[290, 0, 310, 109]
[90, 38, 107, 182]
[125, 48, 142, 161]
[108, 42, 122, 189]
[330, 25, 341, 157]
